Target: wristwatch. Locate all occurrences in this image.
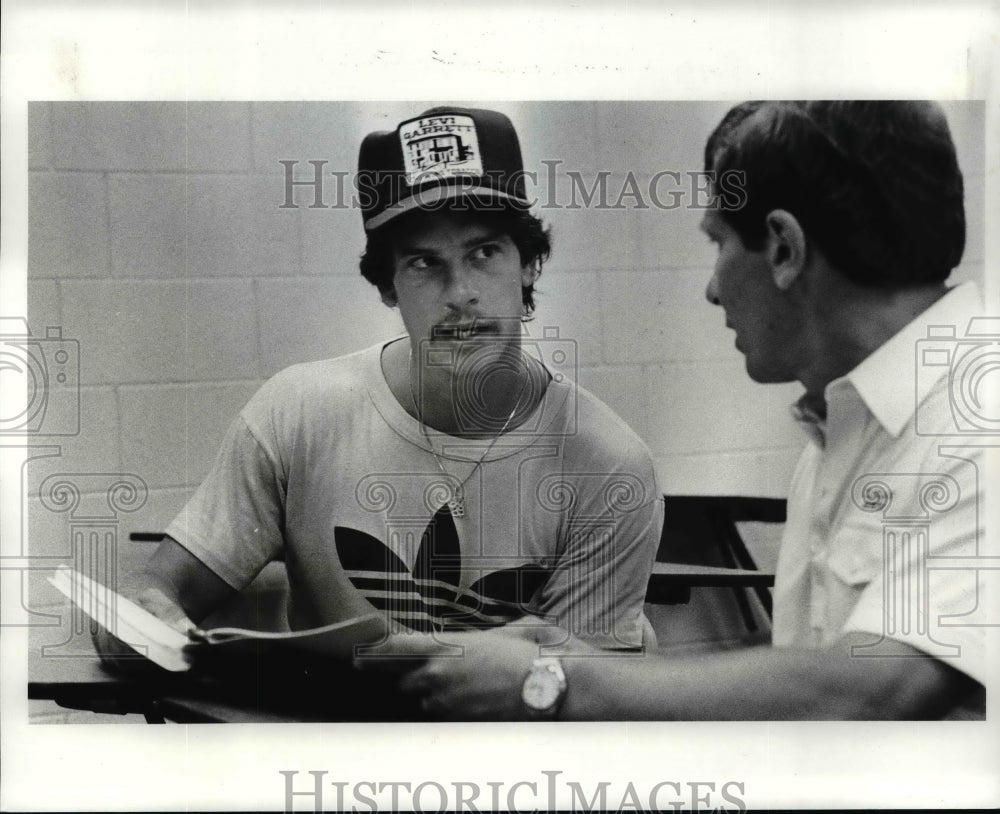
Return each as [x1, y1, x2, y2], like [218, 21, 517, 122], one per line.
[521, 656, 567, 719]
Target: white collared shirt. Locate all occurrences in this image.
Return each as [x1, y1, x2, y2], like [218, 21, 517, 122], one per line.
[773, 282, 989, 687]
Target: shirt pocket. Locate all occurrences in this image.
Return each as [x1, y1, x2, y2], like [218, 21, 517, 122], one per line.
[822, 528, 884, 638]
[825, 514, 884, 589]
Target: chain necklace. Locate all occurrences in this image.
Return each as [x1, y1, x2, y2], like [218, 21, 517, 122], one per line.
[407, 349, 531, 518]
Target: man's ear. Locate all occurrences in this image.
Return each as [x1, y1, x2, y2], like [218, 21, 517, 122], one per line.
[380, 286, 398, 307]
[764, 209, 806, 291]
[521, 260, 540, 287]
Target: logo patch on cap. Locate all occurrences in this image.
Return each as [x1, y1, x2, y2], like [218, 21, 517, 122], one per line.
[399, 114, 483, 187]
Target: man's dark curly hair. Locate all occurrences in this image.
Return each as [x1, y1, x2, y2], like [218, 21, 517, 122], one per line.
[704, 100, 965, 287]
[359, 204, 552, 314]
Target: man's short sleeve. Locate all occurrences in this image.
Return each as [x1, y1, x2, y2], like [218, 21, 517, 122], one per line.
[528, 472, 663, 649]
[834, 446, 987, 685]
[165, 407, 287, 589]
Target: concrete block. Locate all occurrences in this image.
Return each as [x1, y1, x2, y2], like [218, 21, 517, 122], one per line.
[60, 279, 259, 385]
[551, 366, 795, 486]
[300, 207, 364, 277]
[185, 175, 301, 277]
[184, 102, 253, 172]
[600, 269, 736, 365]
[29, 102, 53, 170]
[940, 100, 985, 178]
[251, 102, 371, 175]
[538, 180, 641, 273]
[27, 481, 148, 562]
[615, 361, 803, 458]
[528, 270, 604, 367]
[119, 382, 261, 490]
[51, 102, 186, 171]
[23, 386, 122, 495]
[513, 101, 601, 178]
[27, 281, 60, 326]
[571, 366, 630, 410]
[949, 262, 983, 288]
[594, 102, 732, 177]
[107, 174, 186, 278]
[654, 446, 804, 499]
[631, 197, 718, 271]
[534, 170, 713, 275]
[71, 386, 124, 469]
[29, 172, 109, 279]
[117, 487, 195, 543]
[256, 276, 402, 377]
[110, 174, 301, 278]
[24, 485, 193, 597]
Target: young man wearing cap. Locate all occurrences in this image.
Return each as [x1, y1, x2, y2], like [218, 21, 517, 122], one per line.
[361, 101, 987, 720]
[106, 107, 661, 665]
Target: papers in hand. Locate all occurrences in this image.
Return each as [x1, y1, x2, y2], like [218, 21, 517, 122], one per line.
[48, 565, 388, 673]
[49, 565, 191, 671]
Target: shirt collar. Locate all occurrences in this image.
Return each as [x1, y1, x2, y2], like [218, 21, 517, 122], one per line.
[791, 391, 827, 447]
[792, 282, 984, 443]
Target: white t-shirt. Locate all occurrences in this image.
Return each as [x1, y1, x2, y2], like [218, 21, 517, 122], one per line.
[167, 340, 662, 648]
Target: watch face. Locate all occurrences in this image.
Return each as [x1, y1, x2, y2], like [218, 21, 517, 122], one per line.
[522, 668, 561, 711]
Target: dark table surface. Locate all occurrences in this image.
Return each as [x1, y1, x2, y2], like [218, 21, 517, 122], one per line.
[28, 644, 305, 722]
[29, 554, 778, 724]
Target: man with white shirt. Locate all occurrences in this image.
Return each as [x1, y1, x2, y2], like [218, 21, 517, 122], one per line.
[366, 100, 988, 720]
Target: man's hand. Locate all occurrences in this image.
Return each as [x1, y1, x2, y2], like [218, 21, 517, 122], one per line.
[357, 627, 538, 719]
[133, 584, 199, 632]
[355, 622, 596, 720]
[91, 585, 198, 672]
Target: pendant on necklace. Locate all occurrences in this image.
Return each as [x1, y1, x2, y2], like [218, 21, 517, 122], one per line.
[447, 486, 466, 518]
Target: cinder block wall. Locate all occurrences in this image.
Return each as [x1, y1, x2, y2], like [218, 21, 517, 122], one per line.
[24, 102, 985, 665]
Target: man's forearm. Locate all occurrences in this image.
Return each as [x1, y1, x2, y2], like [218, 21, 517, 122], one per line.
[561, 634, 972, 721]
[141, 535, 237, 624]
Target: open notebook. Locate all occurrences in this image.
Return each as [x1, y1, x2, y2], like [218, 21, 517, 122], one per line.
[48, 565, 388, 672]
